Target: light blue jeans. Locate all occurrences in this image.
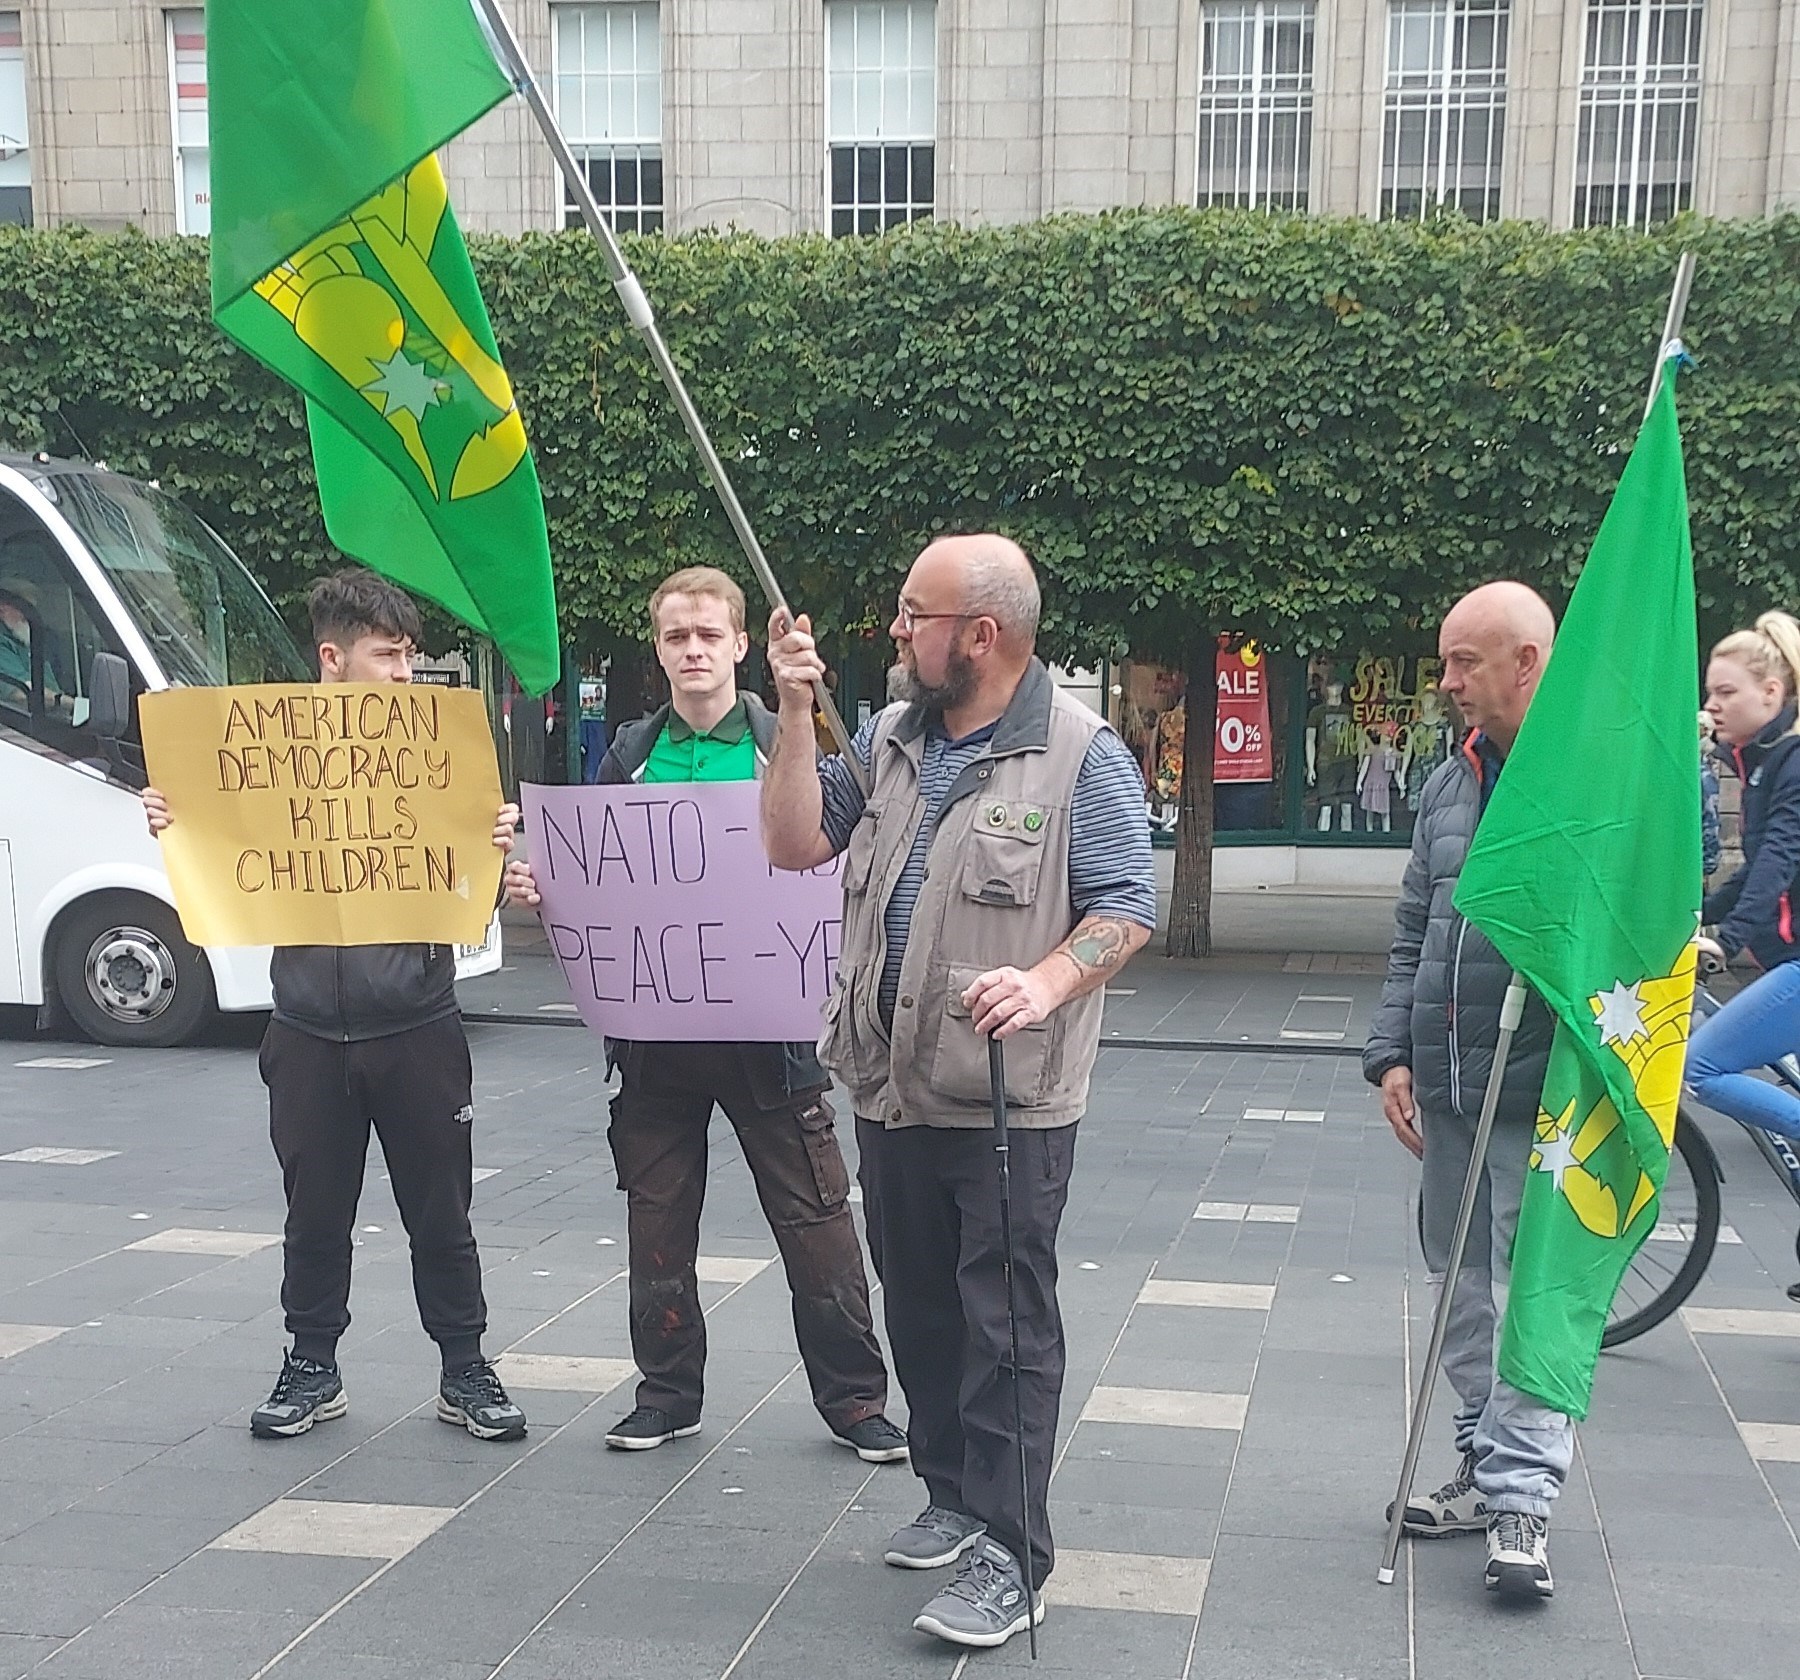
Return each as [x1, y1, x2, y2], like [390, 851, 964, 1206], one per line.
[1686, 962, 1800, 1140]
[1421, 1103, 1574, 1519]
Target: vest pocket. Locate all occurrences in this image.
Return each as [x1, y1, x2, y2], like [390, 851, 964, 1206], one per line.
[934, 964, 1053, 1106]
[842, 810, 878, 896]
[958, 828, 1047, 909]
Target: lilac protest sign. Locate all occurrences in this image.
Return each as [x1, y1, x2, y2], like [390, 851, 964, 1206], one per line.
[521, 780, 843, 1042]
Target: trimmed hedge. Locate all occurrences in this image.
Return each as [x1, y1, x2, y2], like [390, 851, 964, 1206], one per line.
[0, 209, 1795, 666]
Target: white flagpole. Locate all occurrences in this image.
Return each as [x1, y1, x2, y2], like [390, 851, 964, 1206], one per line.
[468, 0, 869, 792]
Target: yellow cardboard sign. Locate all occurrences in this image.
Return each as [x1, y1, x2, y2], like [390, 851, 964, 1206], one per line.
[139, 683, 503, 948]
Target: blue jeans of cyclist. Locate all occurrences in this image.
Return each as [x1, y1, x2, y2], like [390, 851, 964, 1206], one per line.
[1421, 1102, 1574, 1519]
[1687, 962, 1800, 1141]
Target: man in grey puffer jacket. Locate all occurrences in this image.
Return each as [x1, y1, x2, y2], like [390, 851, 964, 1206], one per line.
[1364, 581, 1569, 1601]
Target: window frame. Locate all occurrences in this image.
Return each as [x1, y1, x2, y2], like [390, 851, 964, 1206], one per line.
[825, 0, 937, 237]
[1379, 0, 1511, 223]
[0, 9, 31, 227]
[1572, 0, 1705, 229]
[1194, 0, 1317, 213]
[550, 0, 665, 234]
[164, 6, 209, 236]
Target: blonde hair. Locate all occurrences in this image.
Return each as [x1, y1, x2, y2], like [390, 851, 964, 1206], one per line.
[648, 566, 746, 635]
[1713, 612, 1800, 712]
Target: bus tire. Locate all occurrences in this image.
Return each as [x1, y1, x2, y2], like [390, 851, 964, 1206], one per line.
[50, 893, 216, 1049]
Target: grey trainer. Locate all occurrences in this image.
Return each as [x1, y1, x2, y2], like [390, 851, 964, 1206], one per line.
[1387, 1449, 1486, 1537]
[884, 1505, 986, 1569]
[912, 1536, 1045, 1649]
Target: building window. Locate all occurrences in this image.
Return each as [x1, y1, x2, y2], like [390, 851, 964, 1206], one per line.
[1195, 1, 1315, 212]
[826, 0, 935, 237]
[166, 8, 208, 235]
[1381, 0, 1509, 221]
[1574, 0, 1703, 228]
[552, 2, 663, 233]
[0, 11, 29, 226]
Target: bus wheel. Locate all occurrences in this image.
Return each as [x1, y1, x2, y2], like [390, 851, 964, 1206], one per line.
[51, 894, 216, 1049]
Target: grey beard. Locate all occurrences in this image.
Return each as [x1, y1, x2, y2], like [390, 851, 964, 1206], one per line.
[892, 652, 977, 712]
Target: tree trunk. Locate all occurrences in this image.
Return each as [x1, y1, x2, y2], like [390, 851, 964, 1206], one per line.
[1164, 636, 1217, 959]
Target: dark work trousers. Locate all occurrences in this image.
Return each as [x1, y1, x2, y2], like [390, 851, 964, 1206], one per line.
[260, 1016, 487, 1367]
[607, 1043, 888, 1432]
[857, 1116, 1076, 1590]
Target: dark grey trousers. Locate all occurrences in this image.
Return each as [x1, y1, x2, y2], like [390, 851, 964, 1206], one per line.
[857, 1116, 1076, 1589]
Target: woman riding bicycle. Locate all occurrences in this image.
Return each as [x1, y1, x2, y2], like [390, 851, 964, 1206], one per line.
[1687, 612, 1800, 1141]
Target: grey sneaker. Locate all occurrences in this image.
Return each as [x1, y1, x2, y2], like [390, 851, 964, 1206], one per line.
[912, 1536, 1045, 1648]
[884, 1505, 986, 1569]
[1387, 1449, 1486, 1536]
[1485, 1510, 1553, 1599]
[833, 1415, 910, 1463]
[250, 1352, 346, 1438]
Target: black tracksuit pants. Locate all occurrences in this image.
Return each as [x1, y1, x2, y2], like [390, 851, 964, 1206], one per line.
[260, 1016, 487, 1367]
[857, 1116, 1077, 1590]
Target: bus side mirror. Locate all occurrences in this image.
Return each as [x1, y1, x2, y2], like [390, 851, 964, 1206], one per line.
[88, 650, 133, 742]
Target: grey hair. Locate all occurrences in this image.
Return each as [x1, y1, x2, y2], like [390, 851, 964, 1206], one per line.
[961, 544, 1041, 645]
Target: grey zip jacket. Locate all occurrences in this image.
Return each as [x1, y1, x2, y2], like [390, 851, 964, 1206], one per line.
[1362, 736, 1554, 1123]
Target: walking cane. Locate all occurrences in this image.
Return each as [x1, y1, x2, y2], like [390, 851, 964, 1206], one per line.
[987, 1032, 1040, 1660]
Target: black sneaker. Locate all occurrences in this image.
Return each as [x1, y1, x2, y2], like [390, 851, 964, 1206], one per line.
[1485, 1510, 1554, 1599]
[250, 1352, 347, 1438]
[605, 1405, 701, 1451]
[832, 1415, 910, 1463]
[437, 1360, 527, 1441]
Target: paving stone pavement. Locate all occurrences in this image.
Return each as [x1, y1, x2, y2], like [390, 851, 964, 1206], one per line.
[2, 1000, 1799, 1680]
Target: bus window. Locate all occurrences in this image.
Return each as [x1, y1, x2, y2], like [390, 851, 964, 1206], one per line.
[0, 493, 132, 761]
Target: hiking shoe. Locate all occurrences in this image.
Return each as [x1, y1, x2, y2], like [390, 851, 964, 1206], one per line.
[437, 1360, 527, 1442]
[832, 1415, 910, 1463]
[605, 1405, 701, 1451]
[885, 1505, 986, 1569]
[1485, 1510, 1554, 1599]
[1387, 1449, 1486, 1536]
[912, 1536, 1045, 1648]
[250, 1352, 346, 1438]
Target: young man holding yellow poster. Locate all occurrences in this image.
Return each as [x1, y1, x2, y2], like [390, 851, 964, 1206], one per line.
[143, 570, 528, 1443]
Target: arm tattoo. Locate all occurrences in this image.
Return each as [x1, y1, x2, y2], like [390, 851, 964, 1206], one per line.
[1058, 916, 1134, 980]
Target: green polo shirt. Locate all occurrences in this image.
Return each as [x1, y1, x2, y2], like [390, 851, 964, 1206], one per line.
[641, 696, 758, 784]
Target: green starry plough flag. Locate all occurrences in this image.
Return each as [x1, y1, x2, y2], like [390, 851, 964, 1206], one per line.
[208, 0, 560, 693]
[1452, 351, 1700, 1419]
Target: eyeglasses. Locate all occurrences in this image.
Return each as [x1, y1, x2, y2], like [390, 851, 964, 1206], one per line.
[896, 603, 973, 634]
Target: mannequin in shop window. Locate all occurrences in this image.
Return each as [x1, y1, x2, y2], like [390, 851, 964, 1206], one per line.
[1306, 681, 1357, 832]
[1357, 724, 1397, 834]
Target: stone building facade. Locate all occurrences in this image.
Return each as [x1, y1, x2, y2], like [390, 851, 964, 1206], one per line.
[1, 1, 1795, 238]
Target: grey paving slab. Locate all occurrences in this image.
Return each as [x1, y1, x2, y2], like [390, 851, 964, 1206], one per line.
[0, 1633, 67, 1680]
[0, 1562, 159, 1639]
[8, 1003, 1800, 1680]
[26, 1605, 312, 1680]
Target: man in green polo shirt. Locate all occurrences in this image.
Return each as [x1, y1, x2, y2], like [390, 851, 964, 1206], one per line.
[505, 567, 904, 1461]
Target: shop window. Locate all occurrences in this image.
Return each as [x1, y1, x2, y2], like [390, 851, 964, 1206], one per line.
[1302, 652, 1455, 838]
[1116, 644, 1289, 838]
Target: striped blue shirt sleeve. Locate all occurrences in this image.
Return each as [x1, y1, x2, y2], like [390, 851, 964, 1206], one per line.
[1068, 729, 1159, 930]
[818, 716, 877, 855]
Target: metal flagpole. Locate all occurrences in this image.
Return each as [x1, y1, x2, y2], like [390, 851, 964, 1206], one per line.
[988, 1033, 1040, 1658]
[468, 0, 869, 793]
[1377, 975, 1525, 1584]
[1645, 251, 1698, 421]
[1379, 250, 1699, 1585]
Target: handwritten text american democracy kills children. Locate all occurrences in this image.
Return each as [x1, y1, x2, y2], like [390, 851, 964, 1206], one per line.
[213, 690, 460, 897]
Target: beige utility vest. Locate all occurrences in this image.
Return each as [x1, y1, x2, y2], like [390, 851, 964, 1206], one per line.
[820, 661, 1108, 1130]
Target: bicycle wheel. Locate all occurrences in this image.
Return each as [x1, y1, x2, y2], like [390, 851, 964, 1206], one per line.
[1602, 1107, 1722, 1348]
